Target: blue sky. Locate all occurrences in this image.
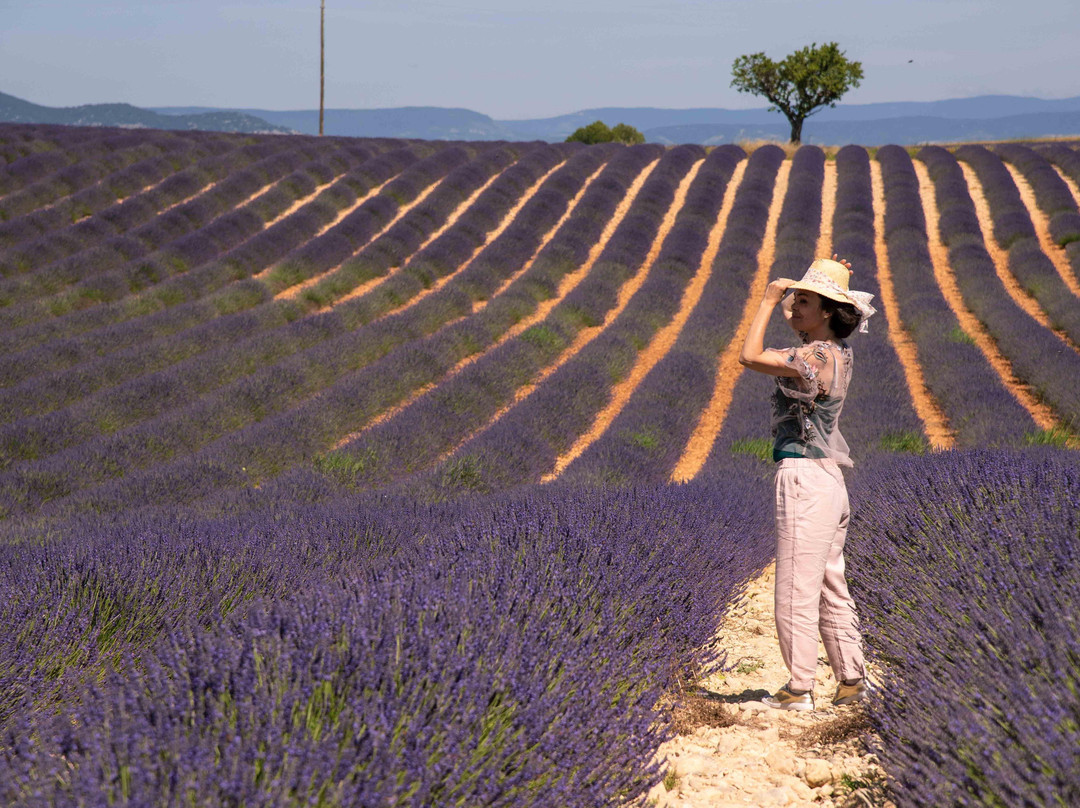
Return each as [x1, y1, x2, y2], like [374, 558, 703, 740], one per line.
[3, 0, 1077, 119]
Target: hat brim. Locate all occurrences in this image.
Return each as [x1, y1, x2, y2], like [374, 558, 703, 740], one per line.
[785, 281, 858, 307]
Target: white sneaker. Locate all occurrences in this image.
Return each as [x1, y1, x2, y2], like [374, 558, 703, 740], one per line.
[763, 685, 814, 711]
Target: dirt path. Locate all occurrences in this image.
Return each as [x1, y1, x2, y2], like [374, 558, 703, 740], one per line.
[1003, 163, 1080, 298]
[669, 159, 791, 484]
[958, 163, 1080, 356]
[645, 565, 888, 808]
[869, 160, 954, 450]
[815, 160, 837, 258]
[541, 158, 709, 481]
[912, 160, 1059, 431]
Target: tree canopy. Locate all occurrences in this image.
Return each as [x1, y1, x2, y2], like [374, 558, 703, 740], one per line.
[731, 42, 863, 145]
[566, 120, 645, 145]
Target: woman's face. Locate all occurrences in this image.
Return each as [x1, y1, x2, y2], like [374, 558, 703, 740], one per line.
[787, 290, 830, 335]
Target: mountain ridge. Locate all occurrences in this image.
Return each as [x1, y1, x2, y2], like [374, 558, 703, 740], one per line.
[152, 94, 1080, 144]
[0, 91, 291, 134]
[5, 89, 1080, 144]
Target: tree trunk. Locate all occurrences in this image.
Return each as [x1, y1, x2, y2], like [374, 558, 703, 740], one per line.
[319, 0, 325, 136]
[788, 114, 803, 145]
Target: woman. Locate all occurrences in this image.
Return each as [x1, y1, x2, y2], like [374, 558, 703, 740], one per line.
[738, 256, 877, 711]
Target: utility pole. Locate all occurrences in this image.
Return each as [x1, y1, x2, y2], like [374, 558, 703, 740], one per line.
[319, 0, 325, 135]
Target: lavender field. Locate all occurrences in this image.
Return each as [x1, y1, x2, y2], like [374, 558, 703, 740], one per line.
[0, 122, 1077, 806]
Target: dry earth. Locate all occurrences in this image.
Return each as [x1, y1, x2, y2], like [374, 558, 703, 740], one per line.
[646, 564, 890, 808]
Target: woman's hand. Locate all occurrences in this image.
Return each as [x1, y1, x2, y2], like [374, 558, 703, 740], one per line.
[764, 277, 794, 305]
[832, 253, 853, 272]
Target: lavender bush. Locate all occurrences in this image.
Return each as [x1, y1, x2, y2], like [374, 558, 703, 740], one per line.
[407, 144, 708, 496]
[828, 145, 924, 452]
[0, 477, 773, 807]
[560, 145, 751, 485]
[875, 145, 1038, 445]
[0, 134, 226, 256]
[0, 145, 563, 427]
[0, 146, 422, 383]
[329, 144, 669, 489]
[0, 145, 350, 309]
[0, 146, 616, 515]
[920, 146, 1080, 432]
[848, 448, 1080, 807]
[956, 145, 1080, 345]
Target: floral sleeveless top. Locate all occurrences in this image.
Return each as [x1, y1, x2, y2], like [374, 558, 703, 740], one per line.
[769, 338, 854, 467]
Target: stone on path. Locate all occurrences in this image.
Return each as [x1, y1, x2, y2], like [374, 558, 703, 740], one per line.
[803, 758, 834, 788]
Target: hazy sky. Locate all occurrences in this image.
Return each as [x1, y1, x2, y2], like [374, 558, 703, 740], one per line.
[3, 0, 1077, 119]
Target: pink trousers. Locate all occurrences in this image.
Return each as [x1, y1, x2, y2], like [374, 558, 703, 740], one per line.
[774, 457, 864, 692]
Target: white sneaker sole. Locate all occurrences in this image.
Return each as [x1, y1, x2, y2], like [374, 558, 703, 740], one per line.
[763, 696, 814, 711]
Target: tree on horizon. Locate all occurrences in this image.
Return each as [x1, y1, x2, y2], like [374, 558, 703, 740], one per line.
[731, 42, 863, 144]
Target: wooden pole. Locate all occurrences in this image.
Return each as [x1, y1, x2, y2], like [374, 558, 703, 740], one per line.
[319, 0, 325, 135]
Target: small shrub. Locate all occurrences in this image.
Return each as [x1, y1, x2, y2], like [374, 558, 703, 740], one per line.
[946, 325, 975, 344]
[879, 431, 928, 454]
[734, 658, 765, 675]
[566, 121, 645, 145]
[1024, 426, 1073, 447]
[440, 454, 486, 493]
[730, 438, 772, 463]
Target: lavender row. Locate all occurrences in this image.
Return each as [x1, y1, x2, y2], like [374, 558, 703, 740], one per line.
[255, 142, 524, 296]
[997, 143, 1080, 240]
[827, 146, 925, 452]
[1040, 144, 1080, 286]
[701, 146, 825, 475]
[323, 144, 674, 490]
[284, 142, 559, 310]
[0, 479, 772, 806]
[0, 146, 616, 516]
[0, 131, 199, 224]
[0, 144, 565, 429]
[0, 132, 234, 254]
[0, 145, 528, 458]
[0, 143, 359, 311]
[920, 146, 1080, 430]
[0, 141, 396, 330]
[400, 145, 725, 498]
[294, 142, 580, 319]
[875, 145, 1037, 445]
[847, 449, 1080, 807]
[0, 136, 344, 277]
[956, 144, 1080, 345]
[561, 145, 779, 486]
[0, 127, 154, 200]
[0, 128, 81, 186]
[0, 145, 424, 383]
[0, 137, 320, 311]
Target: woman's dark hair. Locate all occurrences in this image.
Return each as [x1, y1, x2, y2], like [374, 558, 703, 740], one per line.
[821, 299, 862, 339]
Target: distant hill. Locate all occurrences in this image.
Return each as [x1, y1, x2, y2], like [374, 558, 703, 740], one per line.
[16, 87, 1080, 144]
[0, 91, 291, 134]
[643, 111, 1080, 147]
[153, 105, 521, 141]
[155, 95, 1080, 145]
[499, 97, 1080, 144]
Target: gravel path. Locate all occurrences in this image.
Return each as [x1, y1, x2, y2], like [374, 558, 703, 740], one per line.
[646, 564, 892, 808]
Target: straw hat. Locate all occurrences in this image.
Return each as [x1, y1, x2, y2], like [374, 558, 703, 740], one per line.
[786, 258, 877, 332]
